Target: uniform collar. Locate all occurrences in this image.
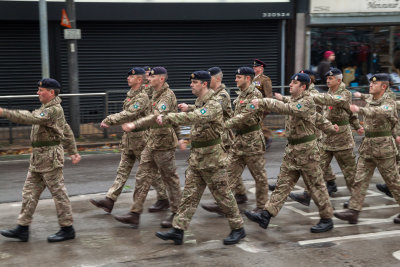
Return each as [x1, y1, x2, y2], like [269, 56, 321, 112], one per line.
[153, 82, 169, 99]
[239, 84, 255, 97]
[43, 96, 61, 108]
[214, 83, 226, 94]
[329, 82, 346, 94]
[127, 88, 141, 98]
[291, 90, 308, 101]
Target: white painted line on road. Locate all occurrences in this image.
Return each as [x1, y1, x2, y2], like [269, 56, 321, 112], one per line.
[236, 242, 266, 253]
[392, 250, 400, 261]
[298, 230, 400, 246]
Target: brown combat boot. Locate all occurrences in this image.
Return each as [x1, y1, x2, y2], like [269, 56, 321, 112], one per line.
[148, 199, 170, 213]
[334, 209, 359, 224]
[201, 203, 223, 215]
[235, 194, 248, 204]
[113, 212, 140, 228]
[89, 197, 114, 213]
[160, 213, 176, 228]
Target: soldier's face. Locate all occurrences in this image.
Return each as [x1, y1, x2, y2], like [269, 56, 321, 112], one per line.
[37, 87, 54, 104]
[235, 75, 248, 89]
[149, 75, 164, 89]
[253, 66, 263, 75]
[326, 76, 340, 89]
[210, 76, 217, 89]
[289, 80, 305, 96]
[144, 71, 150, 81]
[127, 75, 136, 87]
[369, 81, 385, 95]
[190, 79, 206, 96]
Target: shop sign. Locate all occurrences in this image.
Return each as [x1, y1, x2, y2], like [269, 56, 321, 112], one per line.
[311, 0, 400, 13]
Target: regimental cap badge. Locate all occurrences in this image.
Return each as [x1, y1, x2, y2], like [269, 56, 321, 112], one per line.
[329, 71, 333, 76]
[253, 61, 256, 65]
[131, 69, 135, 75]
[372, 77, 377, 82]
[294, 75, 298, 80]
[151, 69, 155, 75]
[191, 73, 195, 79]
[39, 81, 42, 87]
[237, 68, 241, 74]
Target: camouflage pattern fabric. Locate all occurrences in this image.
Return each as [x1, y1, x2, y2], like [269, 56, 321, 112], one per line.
[257, 91, 333, 219]
[214, 84, 235, 150]
[162, 90, 243, 230]
[141, 79, 154, 99]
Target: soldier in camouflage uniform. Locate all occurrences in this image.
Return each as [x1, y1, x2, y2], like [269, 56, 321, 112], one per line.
[354, 84, 398, 198]
[155, 71, 245, 245]
[253, 59, 273, 149]
[245, 73, 334, 233]
[0, 78, 81, 243]
[89, 67, 169, 214]
[334, 73, 400, 224]
[113, 67, 182, 228]
[223, 67, 269, 213]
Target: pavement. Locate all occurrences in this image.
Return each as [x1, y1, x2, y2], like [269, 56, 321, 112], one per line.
[1, 138, 400, 266]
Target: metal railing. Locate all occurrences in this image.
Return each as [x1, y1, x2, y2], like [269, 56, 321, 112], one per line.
[0, 84, 396, 145]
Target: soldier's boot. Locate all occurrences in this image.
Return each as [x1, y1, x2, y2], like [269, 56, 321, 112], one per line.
[289, 192, 311, 206]
[235, 194, 248, 204]
[334, 209, 359, 224]
[223, 228, 246, 245]
[394, 214, 400, 224]
[326, 181, 338, 196]
[113, 212, 140, 228]
[155, 228, 184, 245]
[89, 197, 114, 213]
[343, 200, 349, 209]
[268, 184, 276, 191]
[376, 184, 393, 198]
[148, 199, 170, 213]
[160, 213, 176, 228]
[244, 210, 271, 229]
[47, 226, 75, 243]
[0, 225, 29, 242]
[201, 203, 223, 215]
[310, 218, 334, 233]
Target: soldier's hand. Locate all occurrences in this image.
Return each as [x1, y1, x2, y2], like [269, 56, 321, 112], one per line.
[357, 127, 365, 135]
[350, 104, 360, 113]
[274, 93, 283, 101]
[70, 154, 81, 164]
[251, 99, 260, 108]
[353, 92, 362, 98]
[156, 115, 163, 125]
[178, 103, 189, 112]
[178, 139, 186, 150]
[333, 124, 339, 132]
[396, 136, 400, 144]
[100, 121, 109, 128]
[122, 122, 135, 132]
[0, 107, 3, 116]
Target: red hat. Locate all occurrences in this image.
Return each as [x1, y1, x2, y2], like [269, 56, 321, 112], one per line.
[324, 51, 335, 59]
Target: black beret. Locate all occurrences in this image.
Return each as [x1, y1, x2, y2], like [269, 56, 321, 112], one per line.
[208, 67, 222, 76]
[143, 66, 151, 72]
[37, 78, 61, 90]
[236, 67, 255, 76]
[150, 66, 168, 76]
[325, 68, 342, 77]
[253, 59, 266, 67]
[369, 73, 390, 82]
[290, 73, 311, 84]
[190, 70, 211, 81]
[127, 67, 146, 76]
[300, 69, 317, 77]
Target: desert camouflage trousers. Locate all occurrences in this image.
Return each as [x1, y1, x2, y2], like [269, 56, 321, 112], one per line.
[227, 153, 268, 209]
[18, 168, 73, 227]
[349, 156, 400, 211]
[320, 148, 356, 193]
[266, 155, 333, 219]
[106, 149, 167, 201]
[130, 147, 181, 214]
[173, 166, 243, 231]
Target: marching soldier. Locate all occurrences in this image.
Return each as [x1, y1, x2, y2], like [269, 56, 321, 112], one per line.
[113, 67, 182, 228]
[0, 78, 81, 242]
[89, 67, 169, 214]
[155, 71, 245, 245]
[334, 73, 400, 224]
[253, 59, 273, 149]
[244, 73, 334, 233]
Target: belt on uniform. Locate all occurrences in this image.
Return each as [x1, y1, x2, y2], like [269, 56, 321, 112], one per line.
[287, 134, 316, 145]
[236, 124, 261, 135]
[331, 120, 349, 126]
[191, 138, 221, 148]
[150, 125, 172, 129]
[31, 141, 60, 147]
[365, 131, 392, 138]
[131, 128, 146, 133]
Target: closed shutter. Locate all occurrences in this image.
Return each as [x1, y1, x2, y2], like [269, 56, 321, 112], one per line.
[57, 20, 280, 122]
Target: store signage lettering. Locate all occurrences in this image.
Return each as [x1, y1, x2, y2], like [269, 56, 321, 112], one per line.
[310, 0, 400, 13]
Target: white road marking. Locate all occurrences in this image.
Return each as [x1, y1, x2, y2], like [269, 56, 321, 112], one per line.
[298, 230, 400, 246]
[236, 242, 267, 253]
[392, 250, 400, 261]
